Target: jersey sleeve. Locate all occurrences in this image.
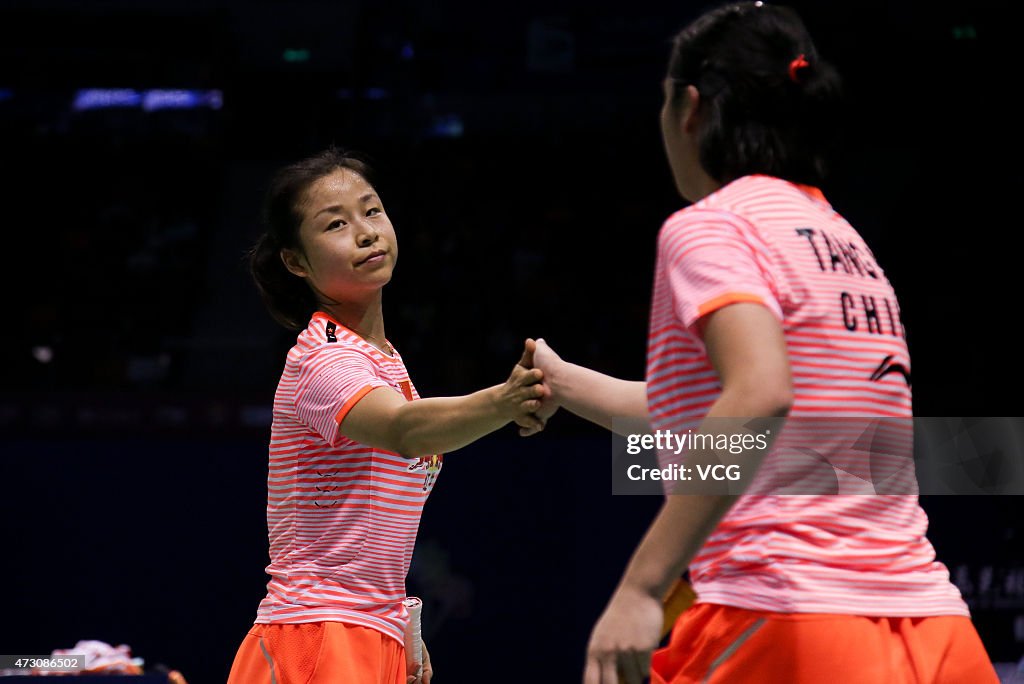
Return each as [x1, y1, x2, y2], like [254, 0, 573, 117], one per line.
[294, 344, 395, 446]
[658, 208, 783, 330]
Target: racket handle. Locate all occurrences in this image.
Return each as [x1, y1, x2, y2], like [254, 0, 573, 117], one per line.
[403, 597, 423, 678]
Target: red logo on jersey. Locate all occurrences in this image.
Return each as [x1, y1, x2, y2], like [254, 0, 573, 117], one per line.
[408, 453, 443, 491]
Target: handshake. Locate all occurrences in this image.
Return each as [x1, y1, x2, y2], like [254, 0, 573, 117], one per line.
[497, 338, 563, 437]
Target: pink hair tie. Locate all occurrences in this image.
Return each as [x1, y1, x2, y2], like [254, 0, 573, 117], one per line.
[788, 54, 810, 83]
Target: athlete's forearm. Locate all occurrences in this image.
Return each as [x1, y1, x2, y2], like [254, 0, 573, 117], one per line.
[621, 493, 735, 600]
[616, 388, 791, 600]
[389, 386, 512, 457]
[343, 360, 543, 456]
[547, 361, 649, 434]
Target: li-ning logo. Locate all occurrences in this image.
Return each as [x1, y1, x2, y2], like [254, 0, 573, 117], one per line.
[870, 355, 911, 387]
[325, 322, 338, 343]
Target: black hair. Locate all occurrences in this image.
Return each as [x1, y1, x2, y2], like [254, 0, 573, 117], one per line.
[667, 1, 843, 186]
[249, 147, 376, 330]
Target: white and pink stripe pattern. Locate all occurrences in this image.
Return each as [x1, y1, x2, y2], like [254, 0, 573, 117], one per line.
[647, 175, 967, 617]
[255, 312, 439, 643]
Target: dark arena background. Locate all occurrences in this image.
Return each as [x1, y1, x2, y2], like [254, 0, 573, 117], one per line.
[2, 0, 1022, 682]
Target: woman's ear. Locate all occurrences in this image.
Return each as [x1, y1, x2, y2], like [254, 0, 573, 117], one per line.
[280, 247, 309, 278]
[681, 84, 702, 134]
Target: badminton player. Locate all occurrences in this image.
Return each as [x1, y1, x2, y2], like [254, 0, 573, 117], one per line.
[225, 148, 547, 684]
[530, 3, 1000, 682]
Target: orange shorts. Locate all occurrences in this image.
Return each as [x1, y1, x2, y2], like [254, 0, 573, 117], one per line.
[226, 622, 406, 684]
[651, 603, 1000, 684]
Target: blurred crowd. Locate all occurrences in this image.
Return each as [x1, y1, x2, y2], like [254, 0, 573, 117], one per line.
[5, 103, 223, 394]
[4, 101, 665, 408]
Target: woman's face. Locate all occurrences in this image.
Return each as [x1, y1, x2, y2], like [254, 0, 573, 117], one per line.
[283, 167, 398, 303]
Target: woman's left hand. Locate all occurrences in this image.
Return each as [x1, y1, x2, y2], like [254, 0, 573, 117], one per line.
[584, 585, 663, 684]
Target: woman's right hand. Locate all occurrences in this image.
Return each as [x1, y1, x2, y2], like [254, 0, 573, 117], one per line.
[497, 339, 548, 433]
[532, 338, 563, 390]
[517, 338, 562, 436]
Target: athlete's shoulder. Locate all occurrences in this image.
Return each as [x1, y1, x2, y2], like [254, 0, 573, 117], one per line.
[666, 175, 838, 236]
[661, 176, 773, 227]
[702, 175, 804, 212]
[659, 201, 752, 246]
[291, 313, 378, 368]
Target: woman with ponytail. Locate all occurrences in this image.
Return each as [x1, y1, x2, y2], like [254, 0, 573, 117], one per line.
[228, 148, 546, 684]
[529, 3, 999, 682]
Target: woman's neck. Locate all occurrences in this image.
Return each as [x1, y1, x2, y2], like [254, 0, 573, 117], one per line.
[321, 294, 388, 351]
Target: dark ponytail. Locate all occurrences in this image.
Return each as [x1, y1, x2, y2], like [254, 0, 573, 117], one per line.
[249, 147, 376, 330]
[667, 2, 844, 186]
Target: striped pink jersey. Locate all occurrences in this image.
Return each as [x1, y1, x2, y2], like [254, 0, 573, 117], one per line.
[255, 312, 442, 643]
[647, 174, 967, 616]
